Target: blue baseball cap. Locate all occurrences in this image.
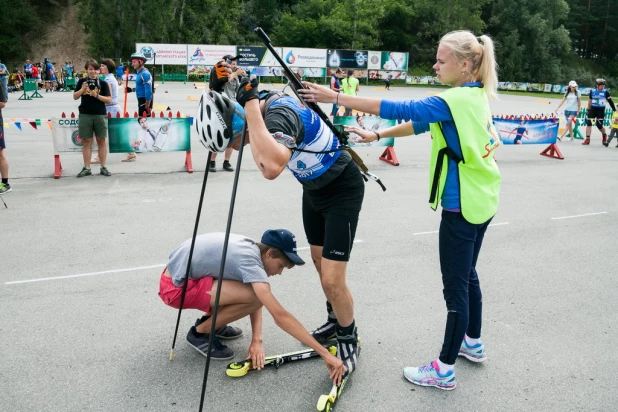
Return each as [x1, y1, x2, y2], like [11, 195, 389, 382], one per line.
[261, 229, 305, 266]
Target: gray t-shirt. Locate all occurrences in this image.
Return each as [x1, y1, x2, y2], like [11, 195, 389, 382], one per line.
[167, 233, 268, 287]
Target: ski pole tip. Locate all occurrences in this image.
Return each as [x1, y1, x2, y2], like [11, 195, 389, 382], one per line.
[169, 349, 175, 361]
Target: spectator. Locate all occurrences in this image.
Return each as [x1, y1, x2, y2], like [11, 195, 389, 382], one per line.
[555, 80, 581, 141]
[0, 60, 7, 100]
[73, 59, 113, 177]
[124, 52, 153, 162]
[33, 63, 41, 89]
[209, 54, 244, 172]
[340, 69, 360, 115]
[0, 78, 9, 193]
[24, 59, 33, 79]
[65, 62, 73, 78]
[92, 58, 122, 165]
[330, 69, 342, 117]
[116, 62, 124, 86]
[384, 74, 393, 90]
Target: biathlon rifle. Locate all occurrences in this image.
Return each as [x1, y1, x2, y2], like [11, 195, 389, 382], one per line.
[244, 20, 386, 192]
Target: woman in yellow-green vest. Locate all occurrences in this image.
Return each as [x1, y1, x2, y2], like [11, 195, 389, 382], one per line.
[300, 30, 501, 391]
[340, 69, 359, 116]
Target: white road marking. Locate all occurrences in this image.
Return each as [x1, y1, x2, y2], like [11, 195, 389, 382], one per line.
[6, 240, 366, 285]
[5, 264, 166, 285]
[413, 223, 509, 236]
[551, 211, 608, 220]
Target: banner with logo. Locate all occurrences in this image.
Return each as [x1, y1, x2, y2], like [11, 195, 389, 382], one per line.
[250, 67, 283, 76]
[188, 45, 236, 66]
[493, 117, 558, 145]
[369, 70, 406, 80]
[367, 51, 382, 69]
[108, 117, 191, 153]
[327, 68, 367, 78]
[237, 46, 282, 67]
[333, 115, 395, 147]
[293, 67, 327, 78]
[188, 65, 211, 76]
[283, 47, 326, 68]
[327, 49, 368, 69]
[51, 118, 98, 153]
[381, 52, 408, 71]
[135, 44, 188, 65]
[406, 75, 441, 85]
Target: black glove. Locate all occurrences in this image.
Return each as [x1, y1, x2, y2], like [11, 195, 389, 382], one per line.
[209, 61, 229, 93]
[236, 77, 260, 107]
[125, 86, 133, 93]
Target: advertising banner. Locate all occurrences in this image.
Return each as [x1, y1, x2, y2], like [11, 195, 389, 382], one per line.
[236, 46, 282, 67]
[293, 67, 327, 78]
[108, 117, 191, 153]
[327, 68, 367, 78]
[135, 44, 188, 65]
[188, 65, 211, 76]
[381, 52, 408, 71]
[333, 115, 395, 147]
[188, 45, 236, 66]
[327, 49, 368, 69]
[51, 117, 98, 153]
[493, 117, 558, 145]
[282, 47, 327, 68]
[552, 84, 567, 94]
[369, 70, 406, 80]
[368, 51, 381, 70]
[406, 75, 441, 85]
[250, 67, 283, 76]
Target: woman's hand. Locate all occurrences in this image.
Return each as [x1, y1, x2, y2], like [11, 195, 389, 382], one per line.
[298, 82, 338, 104]
[345, 126, 378, 143]
[246, 340, 265, 370]
[323, 353, 346, 385]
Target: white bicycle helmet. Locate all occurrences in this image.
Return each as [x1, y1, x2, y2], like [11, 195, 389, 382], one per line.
[195, 91, 245, 152]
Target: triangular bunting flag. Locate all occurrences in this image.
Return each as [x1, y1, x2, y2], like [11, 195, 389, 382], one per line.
[46, 121, 52, 130]
[35, 119, 41, 126]
[15, 122, 22, 131]
[29, 122, 37, 130]
[10, 118, 16, 122]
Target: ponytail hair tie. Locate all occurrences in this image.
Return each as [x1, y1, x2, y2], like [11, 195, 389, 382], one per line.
[477, 36, 484, 45]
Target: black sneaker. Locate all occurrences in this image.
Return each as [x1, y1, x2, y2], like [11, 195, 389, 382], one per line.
[603, 142, 609, 147]
[195, 316, 243, 340]
[311, 320, 337, 344]
[100, 166, 112, 176]
[209, 161, 217, 172]
[77, 167, 92, 178]
[222, 160, 234, 172]
[186, 326, 234, 360]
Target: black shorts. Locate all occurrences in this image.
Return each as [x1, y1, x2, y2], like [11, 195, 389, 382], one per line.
[302, 161, 365, 262]
[586, 107, 606, 127]
[0, 121, 5, 149]
[138, 97, 152, 117]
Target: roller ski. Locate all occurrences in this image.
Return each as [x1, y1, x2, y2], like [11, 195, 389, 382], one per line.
[316, 336, 360, 411]
[226, 345, 336, 378]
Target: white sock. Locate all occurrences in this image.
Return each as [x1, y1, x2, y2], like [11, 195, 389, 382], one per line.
[465, 335, 481, 346]
[436, 358, 454, 373]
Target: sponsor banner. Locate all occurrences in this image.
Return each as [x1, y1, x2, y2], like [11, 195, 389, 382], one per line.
[552, 84, 567, 94]
[108, 117, 191, 153]
[51, 117, 98, 153]
[333, 115, 395, 147]
[381, 52, 408, 71]
[327, 68, 367, 78]
[369, 70, 406, 80]
[135, 44, 187, 65]
[188, 45, 236, 66]
[406, 75, 441, 85]
[250, 67, 283, 76]
[293, 67, 326, 78]
[368, 51, 381, 70]
[493, 117, 558, 145]
[282, 47, 326, 68]
[188, 65, 211, 76]
[327, 49, 368, 69]
[236, 46, 282, 67]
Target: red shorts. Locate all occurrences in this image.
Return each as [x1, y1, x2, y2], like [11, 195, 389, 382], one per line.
[158, 269, 214, 313]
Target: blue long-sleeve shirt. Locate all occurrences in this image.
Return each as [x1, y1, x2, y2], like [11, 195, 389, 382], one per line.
[379, 82, 483, 209]
[135, 67, 153, 100]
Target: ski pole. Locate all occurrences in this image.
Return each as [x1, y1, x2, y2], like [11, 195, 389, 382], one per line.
[0, 194, 6, 209]
[198, 122, 248, 412]
[123, 66, 129, 116]
[169, 151, 214, 361]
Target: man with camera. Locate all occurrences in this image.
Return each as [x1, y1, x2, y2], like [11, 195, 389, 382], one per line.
[73, 59, 113, 177]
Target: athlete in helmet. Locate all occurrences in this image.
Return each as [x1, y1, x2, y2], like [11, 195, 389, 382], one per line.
[124, 52, 153, 161]
[203, 64, 363, 380]
[583, 78, 616, 145]
[195, 91, 245, 153]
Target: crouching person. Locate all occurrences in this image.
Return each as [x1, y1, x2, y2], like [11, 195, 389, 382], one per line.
[159, 229, 346, 384]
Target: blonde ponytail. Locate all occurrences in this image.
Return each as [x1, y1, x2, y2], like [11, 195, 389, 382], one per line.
[439, 31, 499, 99]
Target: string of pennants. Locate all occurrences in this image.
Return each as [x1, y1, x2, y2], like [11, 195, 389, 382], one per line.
[2, 118, 53, 131]
[493, 113, 559, 121]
